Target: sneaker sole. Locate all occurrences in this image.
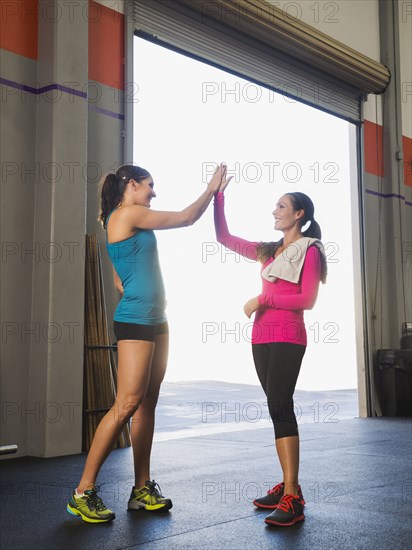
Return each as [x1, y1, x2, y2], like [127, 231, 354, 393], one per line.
[67, 504, 115, 523]
[128, 500, 173, 512]
[265, 514, 305, 527]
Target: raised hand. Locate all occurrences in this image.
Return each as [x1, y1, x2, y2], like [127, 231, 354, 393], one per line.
[207, 163, 226, 195]
[218, 165, 233, 194]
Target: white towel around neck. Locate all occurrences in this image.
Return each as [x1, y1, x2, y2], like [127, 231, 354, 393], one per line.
[261, 237, 326, 284]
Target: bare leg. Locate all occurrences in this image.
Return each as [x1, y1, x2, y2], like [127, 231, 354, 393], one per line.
[131, 332, 169, 488]
[77, 340, 155, 493]
[275, 435, 300, 496]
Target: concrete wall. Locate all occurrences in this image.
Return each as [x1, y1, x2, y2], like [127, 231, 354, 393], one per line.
[0, 0, 124, 458]
[1, 0, 410, 457]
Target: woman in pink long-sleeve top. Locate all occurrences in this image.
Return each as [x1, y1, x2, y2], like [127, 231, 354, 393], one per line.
[214, 178, 327, 527]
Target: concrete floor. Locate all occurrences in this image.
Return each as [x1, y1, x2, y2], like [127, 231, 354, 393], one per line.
[1, 382, 411, 550]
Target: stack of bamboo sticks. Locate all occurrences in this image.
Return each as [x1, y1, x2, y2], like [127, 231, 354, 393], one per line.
[83, 234, 131, 451]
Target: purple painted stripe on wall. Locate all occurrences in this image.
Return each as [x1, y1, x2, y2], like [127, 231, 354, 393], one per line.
[366, 188, 412, 206]
[88, 104, 124, 120]
[0, 77, 87, 98]
[41, 83, 87, 98]
[0, 77, 124, 120]
[0, 76, 38, 94]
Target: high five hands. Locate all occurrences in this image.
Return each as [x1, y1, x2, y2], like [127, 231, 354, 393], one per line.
[207, 163, 234, 195]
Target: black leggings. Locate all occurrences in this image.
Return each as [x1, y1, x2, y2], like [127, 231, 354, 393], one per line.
[252, 342, 306, 439]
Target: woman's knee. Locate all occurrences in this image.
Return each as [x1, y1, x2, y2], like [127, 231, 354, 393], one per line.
[112, 394, 145, 423]
[268, 401, 298, 437]
[141, 388, 161, 410]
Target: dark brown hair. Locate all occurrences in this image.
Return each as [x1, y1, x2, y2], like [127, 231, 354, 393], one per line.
[256, 192, 322, 264]
[99, 164, 150, 229]
[286, 192, 322, 240]
[256, 240, 282, 263]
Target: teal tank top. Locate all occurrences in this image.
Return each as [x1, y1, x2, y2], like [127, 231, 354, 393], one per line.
[106, 210, 167, 325]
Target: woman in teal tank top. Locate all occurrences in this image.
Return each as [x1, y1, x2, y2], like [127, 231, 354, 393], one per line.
[68, 163, 228, 523]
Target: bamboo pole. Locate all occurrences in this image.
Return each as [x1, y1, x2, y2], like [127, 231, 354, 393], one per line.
[83, 234, 130, 451]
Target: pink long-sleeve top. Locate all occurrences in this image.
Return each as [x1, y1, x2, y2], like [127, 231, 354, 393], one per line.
[214, 192, 321, 346]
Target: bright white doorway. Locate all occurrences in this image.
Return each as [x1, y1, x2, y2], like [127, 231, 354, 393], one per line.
[134, 36, 358, 393]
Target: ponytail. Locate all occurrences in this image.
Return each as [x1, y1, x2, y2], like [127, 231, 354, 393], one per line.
[287, 192, 322, 240]
[300, 216, 327, 283]
[99, 164, 151, 229]
[100, 173, 125, 229]
[302, 218, 322, 240]
[285, 192, 326, 281]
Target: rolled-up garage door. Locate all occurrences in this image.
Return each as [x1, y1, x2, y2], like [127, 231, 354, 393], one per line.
[130, 0, 390, 123]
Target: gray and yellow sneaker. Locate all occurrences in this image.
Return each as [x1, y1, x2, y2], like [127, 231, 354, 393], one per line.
[128, 480, 172, 512]
[67, 486, 115, 523]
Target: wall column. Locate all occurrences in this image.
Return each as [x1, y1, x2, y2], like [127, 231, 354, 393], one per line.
[28, 0, 88, 456]
[377, 0, 410, 343]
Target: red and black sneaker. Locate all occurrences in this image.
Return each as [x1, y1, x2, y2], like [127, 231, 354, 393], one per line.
[253, 483, 305, 509]
[264, 494, 305, 526]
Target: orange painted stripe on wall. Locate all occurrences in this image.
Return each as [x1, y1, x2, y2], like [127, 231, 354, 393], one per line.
[403, 135, 412, 187]
[0, 0, 38, 60]
[89, 0, 124, 90]
[363, 120, 384, 177]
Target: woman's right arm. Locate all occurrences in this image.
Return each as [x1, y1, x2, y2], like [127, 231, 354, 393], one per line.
[120, 164, 226, 231]
[214, 192, 258, 261]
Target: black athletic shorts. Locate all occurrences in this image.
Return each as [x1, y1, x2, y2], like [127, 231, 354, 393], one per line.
[114, 321, 169, 342]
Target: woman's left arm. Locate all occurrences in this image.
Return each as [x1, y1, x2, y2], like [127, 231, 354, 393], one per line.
[113, 267, 124, 295]
[258, 246, 321, 310]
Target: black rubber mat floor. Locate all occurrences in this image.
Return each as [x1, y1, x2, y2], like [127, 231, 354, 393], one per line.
[1, 383, 410, 550]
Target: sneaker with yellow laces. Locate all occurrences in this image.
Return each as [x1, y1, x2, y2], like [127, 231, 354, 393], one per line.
[67, 486, 115, 523]
[128, 480, 172, 512]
